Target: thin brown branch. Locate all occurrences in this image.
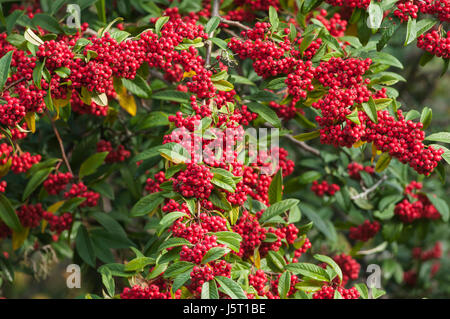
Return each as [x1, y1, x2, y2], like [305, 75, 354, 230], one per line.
[220, 18, 251, 31]
[205, 0, 220, 67]
[3, 77, 27, 92]
[47, 111, 73, 176]
[284, 133, 321, 156]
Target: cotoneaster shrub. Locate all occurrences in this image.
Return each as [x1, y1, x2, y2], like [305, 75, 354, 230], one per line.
[0, 0, 449, 299]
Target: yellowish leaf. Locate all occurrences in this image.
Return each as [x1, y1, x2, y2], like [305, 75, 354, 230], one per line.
[0, 158, 12, 178]
[48, 200, 65, 213]
[183, 70, 196, 79]
[353, 140, 366, 148]
[41, 219, 48, 233]
[12, 227, 30, 250]
[371, 143, 381, 164]
[25, 112, 36, 133]
[117, 87, 137, 116]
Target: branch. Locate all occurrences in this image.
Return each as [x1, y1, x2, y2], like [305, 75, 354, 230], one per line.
[47, 111, 73, 176]
[351, 175, 388, 200]
[3, 77, 27, 92]
[284, 134, 321, 156]
[205, 0, 220, 67]
[220, 18, 251, 31]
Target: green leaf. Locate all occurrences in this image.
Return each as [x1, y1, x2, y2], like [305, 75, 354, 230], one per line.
[362, 96, 378, 123]
[375, 153, 391, 172]
[278, 271, 291, 299]
[367, 2, 383, 29]
[59, 197, 86, 212]
[163, 261, 195, 278]
[427, 195, 449, 222]
[201, 280, 219, 299]
[124, 256, 155, 271]
[266, 250, 287, 272]
[355, 283, 369, 299]
[269, 6, 279, 31]
[425, 132, 450, 144]
[268, 169, 283, 204]
[159, 237, 191, 251]
[215, 276, 247, 299]
[99, 267, 115, 297]
[213, 79, 234, 92]
[285, 263, 330, 282]
[152, 90, 190, 103]
[404, 18, 416, 46]
[22, 167, 53, 201]
[246, 102, 281, 128]
[155, 16, 169, 35]
[79, 152, 108, 179]
[91, 212, 128, 239]
[259, 199, 299, 223]
[201, 247, 230, 264]
[122, 75, 152, 99]
[214, 231, 242, 253]
[75, 225, 96, 267]
[159, 211, 189, 230]
[32, 13, 63, 34]
[376, 22, 399, 51]
[415, 19, 436, 38]
[419, 107, 432, 130]
[0, 194, 22, 232]
[313, 254, 343, 284]
[293, 130, 320, 142]
[205, 16, 220, 34]
[95, 0, 106, 24]
[0, 50, 13, 91]
[346, 109, 361, 125]
[131, 192, 165, 217]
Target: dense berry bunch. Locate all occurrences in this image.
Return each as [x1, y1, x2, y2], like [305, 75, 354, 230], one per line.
[44, 172, 73, 195]
[349, 220, 381, 241]
[417, 30, 450, 59]
[120, 284, 180, 299]
[233, 210, 267, 258]
[325, 0, 371, 9]
[249, 270, 268, 296]
[311, 180, 340, 196]
[413, 242, 443, 261]
[17, 204, 45, 228]
[394, 1, 419, 22]
[394, 194, 440, 223]
[11, 152, 41, 174]
[332, 254, 361, 286]
[315, 10, 348, 37]
[173, 164, 214, 199]
[145, 171, 166, 193]
[292, 238, 312, 262]
[97, 140, 131, 163]
[43, 212, 73, 234]
[313, 285, 360, 299]
[64, 182, 100, 207]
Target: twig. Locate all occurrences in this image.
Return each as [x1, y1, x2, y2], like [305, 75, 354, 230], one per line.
[220, 18, 251, 31]
[351, 175, 388, 200]
[284, 133, 321, 156]
[205, 0, 220, 67]
[3, 77, 26, 92]
[47, 111, 73, 176]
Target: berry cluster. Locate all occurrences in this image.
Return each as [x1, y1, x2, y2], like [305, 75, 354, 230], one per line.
[313, 285, 360, 299]
[64, 182, 100, 207]
[120, 284, 180, 299]
[145, 171, 166, 193]
[43, 212, 73, 234]
[332, 254, 360, 286]
[394, 194, 440, 223]
[173, 164, 214, 199]
[349, 220, 381, 242]
[417, 30, 450, 59]
[347, 162, 375, 180]
[394, 1, 419, 22]
[412, 242, 442, 261]
[233, 210, 267, 259]
[311, 180, 340, 197]
[97, 140, 131, 163]
[44, 172, 73, 195]
[11, 152, 41, 174]
[17, 204, 45, 228]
